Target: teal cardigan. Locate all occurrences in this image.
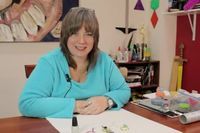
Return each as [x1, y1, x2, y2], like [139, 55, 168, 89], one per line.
[19, 48, 131, 118]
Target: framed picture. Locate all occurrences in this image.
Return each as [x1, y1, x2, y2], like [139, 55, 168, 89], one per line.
[0, 0, 79, 42]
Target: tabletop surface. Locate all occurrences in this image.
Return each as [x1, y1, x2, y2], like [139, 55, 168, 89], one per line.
[0, 103, 199, 133]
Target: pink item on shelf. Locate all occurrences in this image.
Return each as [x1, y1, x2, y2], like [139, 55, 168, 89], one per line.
[184, 0, 200, 10]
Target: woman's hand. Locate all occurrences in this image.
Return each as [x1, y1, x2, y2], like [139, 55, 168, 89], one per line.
[74, 100, 90, 113]
[79, 96, 108, 115]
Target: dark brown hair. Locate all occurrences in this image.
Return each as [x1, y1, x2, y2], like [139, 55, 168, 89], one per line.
[60, 7, 99, 70]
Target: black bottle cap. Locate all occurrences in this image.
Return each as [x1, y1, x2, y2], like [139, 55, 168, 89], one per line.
[72, 116, 78, 126]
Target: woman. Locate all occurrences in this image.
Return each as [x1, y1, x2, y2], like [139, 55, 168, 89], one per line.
[19, 7, 131, 118]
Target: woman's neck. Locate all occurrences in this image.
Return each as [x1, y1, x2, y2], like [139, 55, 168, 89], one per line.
[69, 57, 89, 83]
[72, 56, 89, 72]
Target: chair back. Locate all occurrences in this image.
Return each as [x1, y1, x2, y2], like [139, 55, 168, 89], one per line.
[24, 65, 36, 78]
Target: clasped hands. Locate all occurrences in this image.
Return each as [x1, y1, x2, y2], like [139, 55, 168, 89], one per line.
[74, 96, 109, 115]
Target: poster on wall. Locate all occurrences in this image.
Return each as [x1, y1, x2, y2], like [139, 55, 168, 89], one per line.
[0, 0, 79, 42]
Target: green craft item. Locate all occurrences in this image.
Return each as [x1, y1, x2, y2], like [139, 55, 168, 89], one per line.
[178, 103, 190, 113]
[179, 103, 190, 109]
[151, 0, 160, 10]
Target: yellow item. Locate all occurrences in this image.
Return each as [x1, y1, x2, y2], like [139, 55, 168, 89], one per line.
[169, 56, 179, 92]
[177, 65, 183, 90]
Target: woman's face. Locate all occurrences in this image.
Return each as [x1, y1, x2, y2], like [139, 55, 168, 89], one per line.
[0, 0, 62, 41]
[67, 26, 94, 60]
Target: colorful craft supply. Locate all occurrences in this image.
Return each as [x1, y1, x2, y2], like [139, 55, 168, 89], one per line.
[101, 126, 114, 133]
[151, 0, 160, 10]
[120, 124, 129, 132]
[134, 0, 145, 10]
[150, 0, 160, 28]
[178, 103, 190, 113]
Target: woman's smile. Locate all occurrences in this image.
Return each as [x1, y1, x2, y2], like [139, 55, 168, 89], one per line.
[75, 45, 87, 51]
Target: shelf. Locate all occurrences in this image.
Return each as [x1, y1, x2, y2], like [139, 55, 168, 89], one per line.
[142, 84, 158, 89]
[115, 27, 137, 34]
[163, 9, 200, 41]
[117, 60, 159, 65]
[129, 84, 158, 89]
[117, 60, 160, 95]
[163, 8, 200, 16]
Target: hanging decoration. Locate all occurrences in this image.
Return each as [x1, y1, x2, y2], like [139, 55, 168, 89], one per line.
[134, 0, 144, 11]
[150, 0, 160, 28]
[151, 11, 158, 28]
[116, 0, 136, 34]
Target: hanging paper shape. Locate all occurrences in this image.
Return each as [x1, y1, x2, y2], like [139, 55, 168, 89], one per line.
[151, 0, 160, 10]
[151, 10, 158, 28]
[150, 0, 160, 28]
[134, 0, 144, 10]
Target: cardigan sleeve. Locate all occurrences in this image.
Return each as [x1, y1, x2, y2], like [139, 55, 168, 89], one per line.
[103, 56, 131, 109]
[18, 57, 75, 118]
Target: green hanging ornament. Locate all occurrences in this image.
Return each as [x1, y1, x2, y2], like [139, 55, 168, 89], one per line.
[151, 0, 160, 10]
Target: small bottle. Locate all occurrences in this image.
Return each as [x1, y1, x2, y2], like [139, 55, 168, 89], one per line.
[139, 44, 143, 60]
[136, 44, 141, 60]
[116, 46, 123, 62]
[141, 43, 144, 60]
[143, 44, 147, 61]
[128, 43, 133, 61]
[146, 46, 151, 61]
[168, 0, 173, 11]
[124, 48, 129, 62]
[172, 0, 178, 10]
[72, 116, 79, 133]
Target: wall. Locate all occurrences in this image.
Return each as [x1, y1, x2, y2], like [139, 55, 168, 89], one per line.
[176, 15, 200, 92]
[147, 0, 177, 89]
[0, 43, 58, 117]
[0, 0, 176, 117]
[82, 0, 177, 90]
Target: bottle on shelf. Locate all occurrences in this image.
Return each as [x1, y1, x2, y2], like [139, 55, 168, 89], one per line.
[143, 44, 151, 61]
[143, 44, 147, 61]
[168, 0, 173, 11]
[116, 46, 123, 62]
[146, 46, 151, 61]
[124, 48, 129, 62]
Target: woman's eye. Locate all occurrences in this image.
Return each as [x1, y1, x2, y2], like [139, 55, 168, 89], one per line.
[85, 33, 93, 36]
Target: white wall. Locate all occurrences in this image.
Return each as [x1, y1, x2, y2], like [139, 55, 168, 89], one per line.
[0, 0, 176, 118]
[81, 0, 177, 90]
[147, 0, 177, 89]
[0, 43, 58, 117]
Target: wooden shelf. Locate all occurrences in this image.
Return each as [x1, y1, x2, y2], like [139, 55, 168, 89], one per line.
[129, 84, 158, 89]
[117, 60, 159, 65]
[117, 60, 160, 95]
[142, 84, 158, 89]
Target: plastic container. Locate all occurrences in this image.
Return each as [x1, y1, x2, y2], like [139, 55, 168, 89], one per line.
[176, 89, 200, 112]
[177, 103, 190, 113]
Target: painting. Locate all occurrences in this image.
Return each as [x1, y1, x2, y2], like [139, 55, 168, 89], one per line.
[0, 0, 79, 42]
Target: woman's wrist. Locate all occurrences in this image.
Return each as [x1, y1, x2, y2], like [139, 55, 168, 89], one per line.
[74, 101, 79, 113]
[105, 96, 115, 110]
